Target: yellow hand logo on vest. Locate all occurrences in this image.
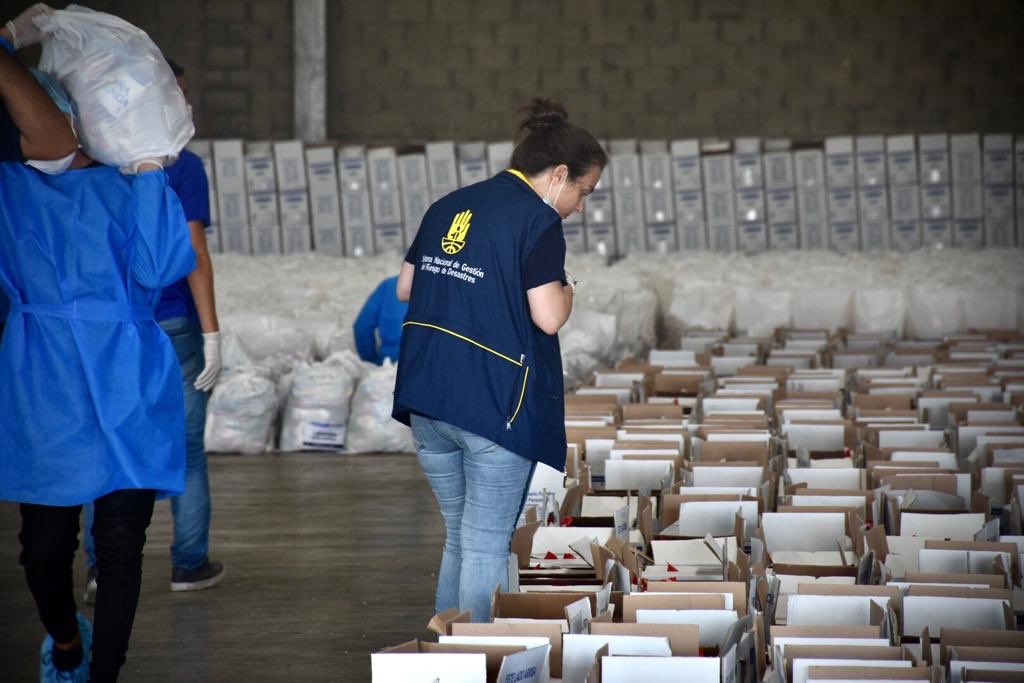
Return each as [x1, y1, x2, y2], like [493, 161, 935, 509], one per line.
[441, 209, 472, 255]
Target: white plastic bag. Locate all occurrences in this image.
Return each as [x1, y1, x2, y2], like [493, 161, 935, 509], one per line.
[204, 368, 279, 454]
[279, 352, 364, 452]
[37, 5, 193, 168]
[345, 361, 416, 454]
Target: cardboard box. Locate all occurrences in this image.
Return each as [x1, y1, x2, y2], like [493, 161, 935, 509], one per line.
[614, 193, 645, 253]
[887, 135, 918, 187]
[279, 190, 312, 254]
[401, 190, 430, 244]
[829, 222, 860, 253]
[765, 150, 795, 191]
[921, 220, 952, 247]
[767, 188, 797, 225]
[856, 136, 887, 187]
[304, 146, 344, 255]
[954, 184, 984, 220]
[983, 134, 1014, 186]
[827, 188, 858, 224]
[645, 220, 678, 253]
[953, 220, 983, 249]
[371, 639, 544, 683]
[858, 187, 889, 224]
[185, 139, 220, 253]
[675, 189, 707, 251]
[451, 622, 564, 678]
[919, 134, 950, 186]
[245, 142, 277, 194]
[983, 185, 1014, 221]
[920, 185, 951, 220]
[891, 221, 921, 252]
[733, 137, 763, 189]
[769, 223, 799, 250]
[563, 211, 586, 255]
[486, 140, 513, 177]
[457, 142, 488, 188]
[984, 219, 1014, 247]
[670, 139, 702, 192]
[702, 153, 733, 193]
[273, 140, 307, 192]
[890, 185, 921, 222]
[425, 141, 459, 201]
[708, 221, 737, 252]
[800, 221, 829, 250]
[825, 137, 856, 189]
[951, 133, 982, 186]
[738, 222, 768, 253]
[736, 188, 766, 224]
[246, 145, 281, 255]
[798, 186, 828, 224]
[862, 222, 891, 251]
[795, 149, 826, 189]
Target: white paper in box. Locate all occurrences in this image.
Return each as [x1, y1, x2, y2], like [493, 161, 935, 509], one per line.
[825, 137, 855, 188]
[856, 135, 887, 187]
[601, 656, 718, 683]
[899, 513, 985, 540]
[678, 500, 757, 540]
[635, 610, 737, 648]
[794, 659, 912, 683]
[762, 512, 849, 552]
[786, 594, 887, 627]
[901, 595, 1007, 635]
[273, 141, 307, 192]
[562, 634, 671, 683]
[370, 651, 485, 682]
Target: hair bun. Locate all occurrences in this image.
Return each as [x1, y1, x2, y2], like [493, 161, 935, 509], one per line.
[520, 97, 569, 134]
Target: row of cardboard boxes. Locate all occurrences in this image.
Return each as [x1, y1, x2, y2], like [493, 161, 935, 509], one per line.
[371, 330, 1024, 682]
[188, 133, 1024, 259]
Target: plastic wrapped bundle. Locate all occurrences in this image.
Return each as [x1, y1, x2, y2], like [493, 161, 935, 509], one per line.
[279, 352, 364, 452]
[204, 369, 279, 454]
[220, 314, 316, 371]
[37, 5, 193, 168]
[560, 307, 617, 388]
[345, 361, 415, 454]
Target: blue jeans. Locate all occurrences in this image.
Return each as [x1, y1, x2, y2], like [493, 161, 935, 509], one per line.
[411, 415, 536, 623]
[86, 317, 211, 571]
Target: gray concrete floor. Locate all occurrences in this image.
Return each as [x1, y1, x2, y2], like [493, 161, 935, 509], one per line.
[0, 453, 443, 682]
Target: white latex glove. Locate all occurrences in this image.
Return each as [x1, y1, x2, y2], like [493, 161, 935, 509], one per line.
[194, 332, 222, 392]
[5, 3, 52, 49]
[122, 157, 167, 175]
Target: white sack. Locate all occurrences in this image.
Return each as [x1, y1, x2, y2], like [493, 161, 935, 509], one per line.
[279, 352, 363, 452]
[345, 361, 416, 454]
[734, 287, 792, 336]
[906, 287, 965, 338]
[204, 368, 279, 454]
[854, 287, 906, 336]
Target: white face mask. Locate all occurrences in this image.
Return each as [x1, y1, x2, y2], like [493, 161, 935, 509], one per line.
[543, 173, 567, 211]
[26, 149, 77, 175]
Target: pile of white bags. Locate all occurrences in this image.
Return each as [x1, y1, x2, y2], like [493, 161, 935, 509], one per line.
[345, 361, 416, 454]
[279, 352, 364, 452]
[38, 5, 193, 168]
[204, 368, 279, 454]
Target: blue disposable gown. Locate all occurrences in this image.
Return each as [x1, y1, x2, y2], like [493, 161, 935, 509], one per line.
[353, 276, 408, 365]
[0, 163, 196, 506]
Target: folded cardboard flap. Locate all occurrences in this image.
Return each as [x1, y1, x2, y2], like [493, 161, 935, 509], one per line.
[803, 665, 934, 680]
[644, 581, 748, 617]
[654, 373, 704, 396]
[785, 644, 912, 681]
[491, 590, 601, 621]
[878, 473, 959, 495]
[427, 608, 473, 637]
[854, 394, 916, 411]
[698, 440, 772, 464]
[902, 571, 1006, 589]
[950, 401, 1016, 425]
[961, 669, 1024, 683]
[923, 540, 1019, 584]
[621, 593, 726, 622]
[451, 621, 565, 678]
[511, 521, 542, 570]
[939, 628, 1024, 665]
[770, 624, 885, 641]
[659, 493, 761, 526]
[588, 622, 700, 656]
[621, 403, 685, 420]
[949, 645, 1024, 663]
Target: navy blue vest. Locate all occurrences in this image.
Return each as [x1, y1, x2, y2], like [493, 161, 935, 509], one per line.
[393, 171, 567, 472]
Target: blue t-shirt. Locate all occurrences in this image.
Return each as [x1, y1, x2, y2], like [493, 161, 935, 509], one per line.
[154, 149, 210, 322]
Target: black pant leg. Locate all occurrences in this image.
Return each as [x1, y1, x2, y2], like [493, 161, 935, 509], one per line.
[89, 488, 155, 683]
[19, 502, 82, 645]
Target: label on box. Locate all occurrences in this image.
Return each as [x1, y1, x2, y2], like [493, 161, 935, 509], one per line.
[702, 155, 734, 192]
[245, 155, 277, 194]
[679, 221, 707, 250]
[797, 187, 827, 222]
[920, 149, 950, 185]
[983, 185, 1014, 221]
[764, 152, 794, 190]
[858, 187, 889, 223]
[890, 185, 921, 221]
[614, 506, 630, 540]
[708, 222, 737, 252]
[856, 150, 887, 187]
[794, 149, 825, 188]
[218, 190, 248, 225]
[248, 191, 280, 226]
[643, 190, 675, 224]
[829, 221, 860, 253]
[671, 153, 702, 191]
[953, 184, 983, 219]
[826, 152, 855, 188]
[338, 155, 369, 193]
[458, 159, 488, 187]
[769, 222, 798, 250]
[302, 420, 345, 449]
[733, 153, 763, 189]
[921, 220, 952, 247]
[675, 189, 704, 224]
[645, 223, 677, 253]
[887, 151, 918, 186]
[984, 219, 1015, 248]
[373, 223, 406, 255]
[739, 222, 767, 252]
[983, 149, 1014, 186]
[735, 189, 765, 223]
[827, 188, 858, 224]
[861, 222, 890, 251]
[800, 221, 828, 250]
[280, 190, 311, 225]
[274, 141, 307, 192]
[953, 219, 983, 248]
[920, 185, 951, 220]
[891, 221, 921, 251]
[586, 223, 616, 256]
[767, 188, 796, 224]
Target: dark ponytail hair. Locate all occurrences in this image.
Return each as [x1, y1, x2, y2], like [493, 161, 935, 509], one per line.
[509, 97, 607, 180]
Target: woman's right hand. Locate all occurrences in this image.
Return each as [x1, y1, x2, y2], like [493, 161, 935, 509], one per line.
[4, 4, 53, 49]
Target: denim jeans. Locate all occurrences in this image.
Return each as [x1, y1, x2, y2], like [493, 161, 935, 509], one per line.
[21, 488, 155, 682]
[411, 415, 536, 623]
[85, 317, 211, 571]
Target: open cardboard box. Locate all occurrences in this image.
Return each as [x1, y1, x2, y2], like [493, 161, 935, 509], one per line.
[939, 628, 1024, 665]
[371, 639, 547, 683]
[450, 622, 565, 678]
[785, 644, 917, 683]
[694, 439, 772, 465]
[803, 665, 937, 682]
[621, 403, 686, 421]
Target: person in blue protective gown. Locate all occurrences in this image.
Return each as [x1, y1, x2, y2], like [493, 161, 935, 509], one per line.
[0, 59, 196, 683]
[353, 275, 409, 365]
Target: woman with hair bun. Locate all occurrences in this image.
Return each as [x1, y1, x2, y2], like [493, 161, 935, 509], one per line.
[392, 97, 607, 622]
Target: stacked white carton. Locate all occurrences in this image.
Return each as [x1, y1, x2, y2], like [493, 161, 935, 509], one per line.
[485, 140, 513, 178]
[886, 135, 921, 251]
[919, 133, 953, 247]
[584, 161, 615, 256]
[703, 148, 737, 252]
[795, 148, 828, 249]
[305, 146, 344, 256]
[825, 136, 859, 253]
[185, 139, 221, 253]
[212, 139, 251, 254]
[856, 135, 889, 250]
[337, 145, 374, 257]
[671, 139, 706, 251]
[275, 141, 312, 254]
[456, 142, 488, 188]
[982, 133, 1015, 247]
[640, 140, 676, 253]
[425, 141, 459, 202]
[398, 153, 430, 247]
[610, 139, 645, 254]
[764, 142, 797, 250]
[951, 133, 984, 248]
[733, 137, 767, 253]
[245, 142, 281, 255]
[367, 147, 404, 255]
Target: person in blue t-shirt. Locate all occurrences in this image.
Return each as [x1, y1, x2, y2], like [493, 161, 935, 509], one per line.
[353, 275, 409, 365]
[82, 58, 226, 602]
[392, 98, 606, 622]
